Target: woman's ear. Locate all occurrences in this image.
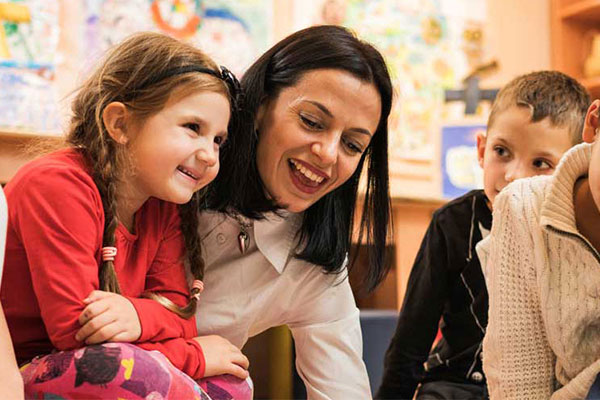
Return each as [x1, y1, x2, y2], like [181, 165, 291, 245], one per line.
[255, 100, 269, 133]
[582, 99, 600, 144]
[102, 102, 130, 144]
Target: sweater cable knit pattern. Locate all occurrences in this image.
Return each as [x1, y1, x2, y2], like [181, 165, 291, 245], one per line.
[481, 143, 600, 400]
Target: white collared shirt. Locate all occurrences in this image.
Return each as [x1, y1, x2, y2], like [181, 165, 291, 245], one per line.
[195, 210, 371, 399]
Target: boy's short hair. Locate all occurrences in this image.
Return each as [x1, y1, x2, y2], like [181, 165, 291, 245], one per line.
[488, 71, 590, 145]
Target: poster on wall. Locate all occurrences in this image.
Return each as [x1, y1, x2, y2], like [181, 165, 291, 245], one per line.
[84, 0, 272, 76]
[0, 0, 61, 133]
[292, 0, 487, 165]
[440, 124, 484, 199]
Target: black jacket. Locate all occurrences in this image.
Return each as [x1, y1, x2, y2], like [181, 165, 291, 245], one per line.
[377, 190, 492, 399]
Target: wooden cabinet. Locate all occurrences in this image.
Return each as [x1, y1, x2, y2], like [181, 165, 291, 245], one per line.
[551, 0, 600, 97]
[0, 131, 61, 184]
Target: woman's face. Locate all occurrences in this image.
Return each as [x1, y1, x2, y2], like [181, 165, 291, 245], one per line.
[255, 69, 382, 212]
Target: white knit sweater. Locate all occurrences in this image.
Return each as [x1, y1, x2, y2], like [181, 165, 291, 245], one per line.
[480, 143, 600, 400]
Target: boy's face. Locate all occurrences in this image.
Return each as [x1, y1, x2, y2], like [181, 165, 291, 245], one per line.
[477, 105, 574, 205]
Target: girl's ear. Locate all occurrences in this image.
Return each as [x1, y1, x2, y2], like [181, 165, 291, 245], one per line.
[102, 102, 130, 144]
[582, 99, 600, 144]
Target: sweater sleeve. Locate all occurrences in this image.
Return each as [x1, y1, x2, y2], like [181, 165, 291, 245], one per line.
[12, 166, 103, 350]
[483, 182, 556, 399]
[128, 204, 199, 343]
[137, 337, 206, 379]
[377, 212, 450, 399]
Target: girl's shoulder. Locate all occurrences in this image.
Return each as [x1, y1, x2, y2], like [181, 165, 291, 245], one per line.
[7, 148, 93, 188]
[5, 148, 99, 205]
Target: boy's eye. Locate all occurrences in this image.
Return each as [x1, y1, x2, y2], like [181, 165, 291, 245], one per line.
[300, 114, 323, 130]
[493, 146, 508, 157]
[533, 159, 552, 170]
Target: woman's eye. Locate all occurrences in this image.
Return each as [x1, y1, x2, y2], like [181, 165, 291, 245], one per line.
[300, 114, 322, 130]
[533, 159, 552, 170]
[343, 138, 363, 154]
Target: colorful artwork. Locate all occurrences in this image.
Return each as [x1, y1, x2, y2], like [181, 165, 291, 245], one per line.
[0, 0, 61, 133]
[441, 124, 484, 198]
[84, 0, 272, 76]
[293, 0, 487, 162]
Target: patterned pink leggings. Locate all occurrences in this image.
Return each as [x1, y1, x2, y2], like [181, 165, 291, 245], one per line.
[21, 343, 253, 399]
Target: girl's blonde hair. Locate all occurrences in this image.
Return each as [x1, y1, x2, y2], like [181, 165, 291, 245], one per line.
[67, 32, 233, 318]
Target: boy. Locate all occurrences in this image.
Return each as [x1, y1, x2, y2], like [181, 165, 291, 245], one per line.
[482, 99, 600, 399]
[376, 71, 590, 400]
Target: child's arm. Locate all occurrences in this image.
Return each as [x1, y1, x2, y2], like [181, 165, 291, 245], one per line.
[483, 183, 556, 399]
[378, 212, 451, 399]
[0, 303, 23, 400]
[14, 166, 107, 350]
[77, 203, 200, 344]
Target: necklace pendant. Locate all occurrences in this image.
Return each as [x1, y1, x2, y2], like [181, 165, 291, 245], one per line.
[238, 231, 249, 254]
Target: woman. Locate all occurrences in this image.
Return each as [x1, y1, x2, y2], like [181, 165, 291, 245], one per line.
[198, 25, 393, 399]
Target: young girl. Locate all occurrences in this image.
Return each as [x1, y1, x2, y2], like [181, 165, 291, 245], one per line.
[481, 99, 600, 399]
[1, 32, 251, 399]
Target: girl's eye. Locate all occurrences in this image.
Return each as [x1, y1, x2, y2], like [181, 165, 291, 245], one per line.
[214, 135, 227, 147]
[533, 159, 552, 170]
[184, 123, 200, 133]
[300, 114, 323, 130]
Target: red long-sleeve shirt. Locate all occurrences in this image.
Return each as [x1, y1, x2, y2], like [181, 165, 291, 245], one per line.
[1, 149, 205, 379]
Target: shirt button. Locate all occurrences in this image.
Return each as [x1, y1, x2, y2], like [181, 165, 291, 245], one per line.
[216, 233, 227, 244]
[471, 371, 483, 382]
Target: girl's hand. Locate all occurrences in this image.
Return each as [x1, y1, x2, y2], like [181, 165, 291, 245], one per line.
[75, 290, 142, 344]
[193, 335, 250, 379]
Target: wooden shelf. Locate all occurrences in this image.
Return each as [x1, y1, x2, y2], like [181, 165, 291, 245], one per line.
[581, 76, 600, 95]
[0, 129, 61, 141]
[560, 0, 600, 21]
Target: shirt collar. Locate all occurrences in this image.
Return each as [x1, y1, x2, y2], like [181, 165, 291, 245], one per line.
[254, 211, 302, 274]
[540, 142, 592, 235]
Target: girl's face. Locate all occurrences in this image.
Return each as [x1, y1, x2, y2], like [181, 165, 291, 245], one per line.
[255, 69, 381, 212]
[127, 90, 230, 206]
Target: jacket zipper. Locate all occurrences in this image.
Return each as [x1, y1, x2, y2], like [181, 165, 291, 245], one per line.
[546, 225, 600, 264]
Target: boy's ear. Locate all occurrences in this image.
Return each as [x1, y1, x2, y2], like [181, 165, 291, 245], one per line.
[102, 102, 130, 144]
[582, 99, 600, 144]
[476, 130, 487, 168]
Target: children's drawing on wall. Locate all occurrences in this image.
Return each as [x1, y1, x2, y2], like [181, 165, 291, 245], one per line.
[440, 124, 484, 198]
[293, 0, 487, 165]
[0, 0, 61, 133]
[85, 0, 272, 76]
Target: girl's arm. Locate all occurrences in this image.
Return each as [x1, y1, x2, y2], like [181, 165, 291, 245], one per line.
[13, 165, 106, 350]
[77, 202, 200, 344]
[0, 303, 23, 400]
[483, 181, 556, 399]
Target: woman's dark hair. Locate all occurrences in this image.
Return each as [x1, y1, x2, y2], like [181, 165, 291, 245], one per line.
[207, 25, 393, 291]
